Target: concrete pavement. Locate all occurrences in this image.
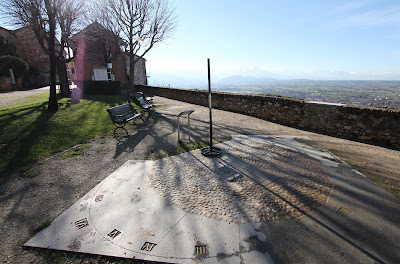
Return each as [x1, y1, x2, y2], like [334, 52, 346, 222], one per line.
[25, 133, 400, 263]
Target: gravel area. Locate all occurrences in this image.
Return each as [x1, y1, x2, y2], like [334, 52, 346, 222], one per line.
[149, 140, 331, 223]
[0, 95, 399, 263]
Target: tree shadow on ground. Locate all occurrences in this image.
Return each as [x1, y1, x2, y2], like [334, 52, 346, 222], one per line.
[0, 103, 55, 180]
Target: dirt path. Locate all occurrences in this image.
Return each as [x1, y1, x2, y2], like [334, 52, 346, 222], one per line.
[0, 87, 50, 108]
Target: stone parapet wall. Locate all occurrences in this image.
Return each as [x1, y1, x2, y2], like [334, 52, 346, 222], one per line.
[137, 85, 400, 149]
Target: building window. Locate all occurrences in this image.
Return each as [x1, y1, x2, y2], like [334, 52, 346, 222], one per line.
[107, 69, 112, 80]
[71, 67, 75, 74]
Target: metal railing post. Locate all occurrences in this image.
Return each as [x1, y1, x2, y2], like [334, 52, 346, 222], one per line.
[177, 110, 195, 142]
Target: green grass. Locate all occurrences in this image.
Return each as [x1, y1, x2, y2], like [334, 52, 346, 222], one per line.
[0, 94, 131, 176]
[330, 153, 400, 200]
[386, 187, 400, 199]
[62, 144, 88, 158]
[28, 248, 147, 264]
[163, 140, 209, 157]
[153, 139, 227, 160]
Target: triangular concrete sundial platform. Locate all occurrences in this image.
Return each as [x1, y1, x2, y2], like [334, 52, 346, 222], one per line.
[25, 136, 400, 263]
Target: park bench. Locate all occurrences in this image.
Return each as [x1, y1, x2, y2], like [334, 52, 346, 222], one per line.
[135, 92, 154, 104]
[133, 92, 155, 116]
[107, 103, 144, 138]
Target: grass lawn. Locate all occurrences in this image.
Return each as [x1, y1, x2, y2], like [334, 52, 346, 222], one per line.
[0, 93, 131, 176]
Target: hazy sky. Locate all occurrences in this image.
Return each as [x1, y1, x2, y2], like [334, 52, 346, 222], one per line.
[146, 0, 400, 83]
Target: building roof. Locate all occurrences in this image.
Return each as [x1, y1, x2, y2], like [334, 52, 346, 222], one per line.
[70, 22, 146, 61]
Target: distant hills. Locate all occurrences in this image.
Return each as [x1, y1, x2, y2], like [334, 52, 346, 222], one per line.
[149, 74, 282, 88]
[216, 75, 276, 86]
[149, 72, 206, 88]
[149, 73, 400, 89]
[149, 70, 400, 88]
[148, 75, 400, 109]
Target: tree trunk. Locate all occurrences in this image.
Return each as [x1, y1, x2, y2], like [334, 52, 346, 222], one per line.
[46, 1, 58, 112]
[129, 51, 136, 93]
[57, 59, 70, 97]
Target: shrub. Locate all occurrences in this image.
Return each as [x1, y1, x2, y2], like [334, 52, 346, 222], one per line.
[0, 55, 29, 78]
[82, 80, 122, 95]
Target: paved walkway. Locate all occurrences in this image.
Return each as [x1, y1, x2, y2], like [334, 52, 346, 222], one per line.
[23, 97, 400, 263]
[0, 86, 49, 108]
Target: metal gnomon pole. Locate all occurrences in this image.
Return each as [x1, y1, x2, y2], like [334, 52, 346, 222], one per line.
[201, 58, 222, 157]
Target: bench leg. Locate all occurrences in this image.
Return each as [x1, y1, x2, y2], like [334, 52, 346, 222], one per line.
[150, 108, 155, 118]
[132, 116, 146, 125]
[144, 108, 155, 118]
[113, 126, 128, 141]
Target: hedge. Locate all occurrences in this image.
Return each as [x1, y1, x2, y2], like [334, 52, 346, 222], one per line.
[81, 80, 122, 95]
[0, 55, 29, 78]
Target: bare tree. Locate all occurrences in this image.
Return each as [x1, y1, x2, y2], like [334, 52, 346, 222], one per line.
[3, 0, 85, 110]
[0, 35, 18, 56]
[97, 0, 177, 92]
[69, 21, 121, 66]
[56, 0, 85, 97]
[3, 0, 59, 110]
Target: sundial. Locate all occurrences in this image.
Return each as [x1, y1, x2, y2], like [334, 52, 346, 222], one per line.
[25, 135, 369, 263]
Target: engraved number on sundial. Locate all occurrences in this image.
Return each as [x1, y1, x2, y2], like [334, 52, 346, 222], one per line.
[195, 244, 207, 255]
[141, 242, 157, 251]
[75, 218, 89, 230]
[107, 229, 121, 238]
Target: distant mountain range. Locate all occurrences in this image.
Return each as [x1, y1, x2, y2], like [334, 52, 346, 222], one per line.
[149, 72, 400, 89]
[149, 74, 280, 88]
[147, 73, 400, 108]
[149, 72, 206, 88]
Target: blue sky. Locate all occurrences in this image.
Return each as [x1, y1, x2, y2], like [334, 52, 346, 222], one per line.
[146, 0, 400, 85]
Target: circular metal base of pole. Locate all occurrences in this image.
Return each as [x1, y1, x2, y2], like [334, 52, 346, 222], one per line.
[201, 146, 222, 157]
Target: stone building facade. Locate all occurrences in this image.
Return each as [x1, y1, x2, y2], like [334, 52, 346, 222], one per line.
[0, 26, 19, 53]
[12, 27, 50, 77]
[124, 54, 148, 86]
[0, 26, 51, 90]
